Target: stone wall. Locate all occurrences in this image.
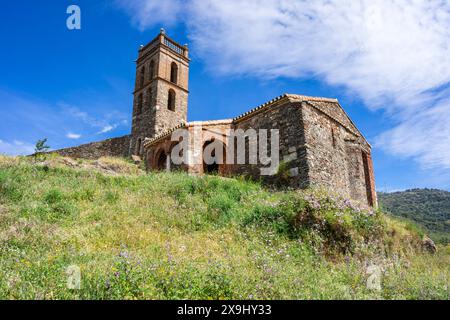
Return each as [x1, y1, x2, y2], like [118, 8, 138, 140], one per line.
[131, 80, 158, 156]
[345, 141, 369, 204]
[301, 101, 374, 205]
[157, 45, 189, 91]
[231, 99, 310, 188]
[154, 80, 188, 133]
[52, 135, 131, 160]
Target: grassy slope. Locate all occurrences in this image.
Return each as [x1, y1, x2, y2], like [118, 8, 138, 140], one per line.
[378, 189, 450, 244]
[0, 156, 448, 300]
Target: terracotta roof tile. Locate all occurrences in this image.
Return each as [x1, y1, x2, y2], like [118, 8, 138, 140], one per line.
[143, 93, 369, 148]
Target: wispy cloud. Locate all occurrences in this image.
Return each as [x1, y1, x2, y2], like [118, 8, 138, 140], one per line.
[376, 97, 450, 170]
[0, 139, 34, 156]
[0, 89, 129, 151]
[115, 0, 184, 30]
[66, 133, 82, 139]
[99, 125, 115, 134]
[60, 103, 128, 136]
[117, 0, 450, 172]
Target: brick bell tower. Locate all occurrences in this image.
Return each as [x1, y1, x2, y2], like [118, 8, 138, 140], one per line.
[130, 29, 190, 156]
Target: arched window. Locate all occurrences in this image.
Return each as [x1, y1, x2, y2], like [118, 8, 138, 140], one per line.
[168, 89, 176, 111]
[170, 62, 178, 84]
[149, 60, 155, 79]
[147, 87, 153, 107]
[139, 67, 145, 88]
[136, 93, 143, 114]
[136, 138, 142, 155]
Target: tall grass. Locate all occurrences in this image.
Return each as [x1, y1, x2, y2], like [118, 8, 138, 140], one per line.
[0, 156, 448, 300]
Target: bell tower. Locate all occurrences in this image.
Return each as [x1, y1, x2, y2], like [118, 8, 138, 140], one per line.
[130, 29, 189, 156]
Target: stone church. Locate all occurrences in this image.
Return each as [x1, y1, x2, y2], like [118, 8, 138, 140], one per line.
[55, 30, 377, 207]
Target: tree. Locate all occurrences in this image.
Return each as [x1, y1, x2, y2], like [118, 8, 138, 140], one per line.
[34, 138, 50, 161]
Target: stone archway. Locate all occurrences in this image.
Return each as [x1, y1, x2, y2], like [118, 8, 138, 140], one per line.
[202, 139, 226, 175]
[155, 149, 168, 171]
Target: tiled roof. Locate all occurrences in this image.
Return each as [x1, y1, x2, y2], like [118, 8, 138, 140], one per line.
[143, 119, 234, 147]
[233, 94, 338, 122]
[143, 93, 369, 148]
[143, 122, 187, 147]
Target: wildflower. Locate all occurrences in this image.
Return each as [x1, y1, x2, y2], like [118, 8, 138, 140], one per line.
[343, 199, 352, 207]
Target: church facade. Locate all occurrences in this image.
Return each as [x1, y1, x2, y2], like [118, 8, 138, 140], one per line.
[54, 30, 377, 207]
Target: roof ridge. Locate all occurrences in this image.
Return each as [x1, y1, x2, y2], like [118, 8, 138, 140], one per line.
[233, 94, 289, 122]
[232, 93, 339, 122]
[286, 94, 338, 103]
[144, 93, 343, 147]
[187, 119, 233, 126]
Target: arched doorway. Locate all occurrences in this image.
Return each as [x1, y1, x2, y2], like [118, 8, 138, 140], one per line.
[156, 150, 168, 171]
[203, 140, 226, 174]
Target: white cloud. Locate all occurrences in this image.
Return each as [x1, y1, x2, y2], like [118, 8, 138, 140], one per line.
[60, 103, 125, 136]
[98, 125, 116, 134]
[66, 133, 82, 139]
[0, 90, 129, 153]
[118, 0, 450, 171]
[376, 97, 450, 170]
[115, 0, 184, 30]
[0, 139, 35, 156]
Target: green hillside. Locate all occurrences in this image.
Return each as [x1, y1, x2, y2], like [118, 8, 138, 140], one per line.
[378, 189, 450, 244]
[0, 155, 448, 300]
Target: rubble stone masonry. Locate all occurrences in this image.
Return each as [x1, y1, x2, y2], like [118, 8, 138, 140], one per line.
[48, 30, 377, 207]
[51, 135, 131, 160]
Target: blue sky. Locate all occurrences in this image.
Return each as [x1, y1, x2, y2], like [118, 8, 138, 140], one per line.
[1, 0, 450, 191]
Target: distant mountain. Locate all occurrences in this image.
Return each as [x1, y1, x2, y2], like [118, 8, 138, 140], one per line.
[378, 189, 450, 244]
